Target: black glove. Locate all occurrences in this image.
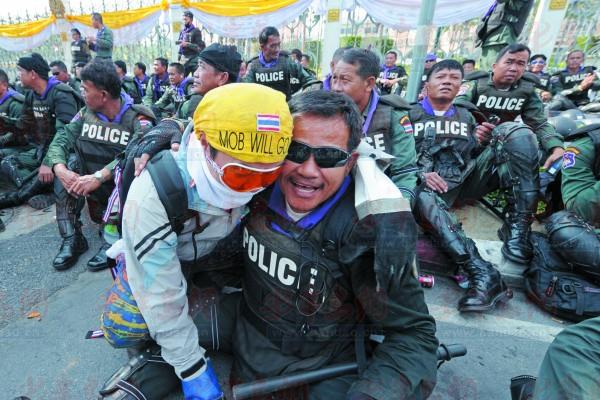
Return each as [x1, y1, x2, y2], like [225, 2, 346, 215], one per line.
[135, 118, 186, 158]
[351, 211, 418, 293]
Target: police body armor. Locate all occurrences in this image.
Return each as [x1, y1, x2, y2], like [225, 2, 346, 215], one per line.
[378, 66, 405, 95]
[364, 94, 411, 153]
[28, 82, 81, 147]
[150, 75, 170, 103]
[71, 39, 89, 64]
[0, 90, 24, 135]
[551, 66, 596, 106]
[173, 78, 194, 112]
[241, 191, 358, 358]
[248, 54, 292, 100]
[409, 103, 478, 190]
[535, 73, 551, 92]
[76, 103, 154, 201]
[476, 0, 534, 43]
[468, 71, 535, 123]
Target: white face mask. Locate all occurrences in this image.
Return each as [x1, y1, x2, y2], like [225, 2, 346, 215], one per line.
[186, 133, 255, 209]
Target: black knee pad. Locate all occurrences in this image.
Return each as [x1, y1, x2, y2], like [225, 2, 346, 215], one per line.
[546, 210, 600, 280]
[493, 122, 540, 191]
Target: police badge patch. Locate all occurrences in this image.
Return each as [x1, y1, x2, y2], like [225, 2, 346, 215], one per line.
[562, 151, 577, 169]
[400, 115, 413, 135]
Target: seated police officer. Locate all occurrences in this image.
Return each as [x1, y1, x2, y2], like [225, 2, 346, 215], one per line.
[332, 48, 418, 201]
[411, 59, 512, 311]
[45, 60, 155, 271]
[142, 57, 170, 108]
[376, 50, 407, 96]
[244, 26, 314, 100]
[528, 54, 552, 103]
[153, 62, 193, 118]
[523, 123, 600, 399]
[99, 89, 437, 400]
[0, 68, 27, 161]
[98, 83, 293, 400]
[456, 43, 564, 264]
[548, 50, 599, 112]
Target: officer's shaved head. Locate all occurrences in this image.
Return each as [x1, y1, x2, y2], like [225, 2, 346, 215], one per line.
[427, 59, 463, 81]
[81, 60, 121, 99]
[340, 48, 380, 80]
[289, 90, 362, 151]
[496, 43, 531, 63]
[567, 49, 584, 60]
[259, 26, 279, 45]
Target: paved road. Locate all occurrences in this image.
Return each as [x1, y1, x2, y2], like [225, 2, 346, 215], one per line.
[0, 204, 568, 400]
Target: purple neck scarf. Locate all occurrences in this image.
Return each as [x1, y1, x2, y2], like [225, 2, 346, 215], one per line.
[362, 91, 380, 135]
[268, 176, 351, 236]
[258, 52, 278, 68]
[95, 93, 133, 124]
[176, 77, 192, 97]
[420, 97, 456, 117]
[178, 23, 196, 54]
[0, 88, 17, 106]
[382, 65, 394, 79]
[134, 75, 147, 96]
[323, 73, 332, 91]
[39, 77, 61, 100]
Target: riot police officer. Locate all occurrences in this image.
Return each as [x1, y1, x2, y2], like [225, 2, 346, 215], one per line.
[0, 68, 27, 161]
[548, 50, 599, 111]
[476, 0, 535, 70]
[142, 57, 170, 107]
[177, 11, 205, 77]
[70, 28, 91, 69]
[528, 54, 552, 102]
[244, 26, 314, 100]
[153, 62, 193, 118]
[377, 50, 407, 95]
[114, 60, 142, 104]
[456, 43, 564, 264]
[411, 59, 513, 311]
[45, 60, 155, 271]
[515, 124, 600, 400]
[98, 89, 437, 400]
[332, 48, 418, 201]
[0, 53, 80, 210]
[49, 60, 81, 94]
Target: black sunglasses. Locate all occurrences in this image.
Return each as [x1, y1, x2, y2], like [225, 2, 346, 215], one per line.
[286, 140, 351, 168]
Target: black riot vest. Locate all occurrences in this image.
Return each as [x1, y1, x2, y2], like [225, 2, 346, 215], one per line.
[477, 0, 534, 41]
[28, 83, 80, 146]
[364, 94, 411, 153]
[249, 55, 292, 100]
[71, 39, 90, 64]
[241, 190, 358, 357]
[410, 103, 478, 189]
[76, 103, 154, 200]
[470, 72, 535, 123]
[536, 72, 551, 91]
[552, 66, 596, 105]
[378, 65, 406, 95]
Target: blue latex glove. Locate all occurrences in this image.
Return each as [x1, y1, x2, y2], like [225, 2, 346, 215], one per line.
[181, 361, 223, 400]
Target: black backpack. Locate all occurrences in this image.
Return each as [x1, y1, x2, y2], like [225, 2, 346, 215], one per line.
[524, 232, 600, 322]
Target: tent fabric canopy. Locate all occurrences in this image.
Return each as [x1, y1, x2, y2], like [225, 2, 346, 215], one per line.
[0, 0, 491, 50]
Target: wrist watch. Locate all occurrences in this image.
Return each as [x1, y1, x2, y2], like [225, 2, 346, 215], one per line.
[94, 170, 105, 183]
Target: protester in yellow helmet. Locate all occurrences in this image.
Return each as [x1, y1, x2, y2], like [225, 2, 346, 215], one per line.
[99, 83, 292, 400]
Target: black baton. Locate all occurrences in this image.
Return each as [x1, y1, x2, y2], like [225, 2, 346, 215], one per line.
[232, 344, 467, 400]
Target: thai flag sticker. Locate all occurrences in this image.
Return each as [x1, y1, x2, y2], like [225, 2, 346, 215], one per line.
[256, 114, 280, 132]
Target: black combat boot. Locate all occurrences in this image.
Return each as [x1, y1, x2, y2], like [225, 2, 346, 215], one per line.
[0, 156, 25, 188]
[0, 217, 5, 232]
[498, 190, 538, 264]
[0, 191, 20, 209]
[88, 242, 112, 272]
[458, 239, 513, 312]
[53, 220, 89, 270]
